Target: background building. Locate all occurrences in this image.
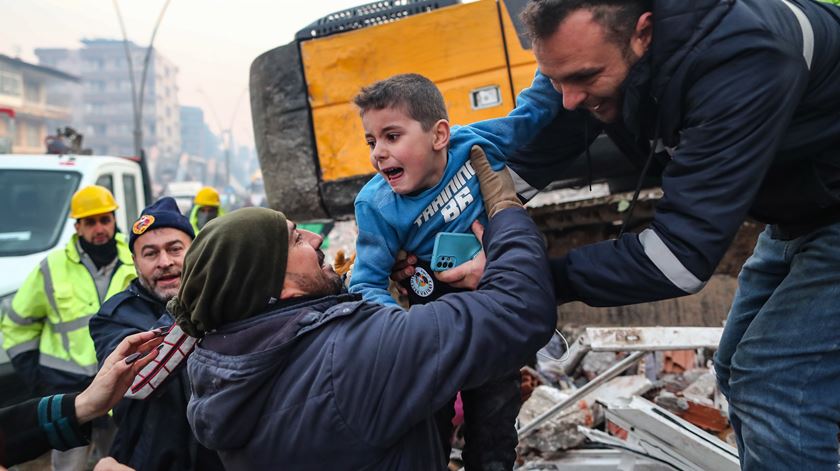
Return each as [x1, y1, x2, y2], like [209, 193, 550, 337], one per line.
[180, 105, 221, 183]
[36, 39, 180, 181]
[0, 54, 80, 154]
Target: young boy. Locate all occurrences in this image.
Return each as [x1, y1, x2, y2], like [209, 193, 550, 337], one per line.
[349, 72, 560, 469]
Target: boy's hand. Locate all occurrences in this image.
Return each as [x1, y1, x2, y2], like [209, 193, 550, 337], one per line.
[390, 251, 417, 296]
[470, 145, 522, 217]
[333, 249, 356, 276]
[436, 220, 486, 290]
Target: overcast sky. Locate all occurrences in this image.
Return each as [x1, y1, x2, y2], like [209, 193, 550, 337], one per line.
[0, 0, 369, 147]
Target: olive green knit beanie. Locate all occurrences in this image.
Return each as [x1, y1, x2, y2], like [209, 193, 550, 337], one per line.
[168, 207, 288, 337]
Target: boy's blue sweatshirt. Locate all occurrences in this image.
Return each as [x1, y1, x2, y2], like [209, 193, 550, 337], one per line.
[350, 72, 561, 306]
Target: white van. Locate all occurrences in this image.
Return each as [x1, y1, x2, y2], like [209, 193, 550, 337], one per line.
[163, 180, 204, 215]
[0, 154, 146, 402]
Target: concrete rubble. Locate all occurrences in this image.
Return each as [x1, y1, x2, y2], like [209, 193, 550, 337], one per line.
[654, 370, 729, 436]
[517, 385, 594, 456]
[517, 375, 652, 459]
[517, 328, 734, 468]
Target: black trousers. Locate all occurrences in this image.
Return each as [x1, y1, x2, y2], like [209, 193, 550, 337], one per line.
[404, 259, 522, 470]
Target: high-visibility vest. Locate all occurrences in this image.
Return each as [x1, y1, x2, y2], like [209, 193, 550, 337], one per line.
[1, 233, 135, 377]
[189, 204, 226, 234]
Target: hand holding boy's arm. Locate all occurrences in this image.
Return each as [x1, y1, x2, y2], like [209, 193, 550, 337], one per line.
[389, 251, 417, 296]
[437, 146, 523, 289]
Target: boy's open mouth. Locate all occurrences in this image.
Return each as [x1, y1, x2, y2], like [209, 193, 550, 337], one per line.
[382, 166, 404, 181]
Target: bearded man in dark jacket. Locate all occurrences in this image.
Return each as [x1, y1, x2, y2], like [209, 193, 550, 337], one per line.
[89, 198, 223, 471]
[170, 150, 556, 470]
[498, 0, 840, 469]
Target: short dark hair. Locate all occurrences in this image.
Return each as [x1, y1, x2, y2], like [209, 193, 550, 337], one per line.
[353, 74, 448, 131]
[521, 0, 651, 48]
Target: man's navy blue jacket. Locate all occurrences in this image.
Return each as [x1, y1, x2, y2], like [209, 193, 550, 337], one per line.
[89, 280, 223, 471]
[185, 208, 556, 470]
[508, 0, 840, 306]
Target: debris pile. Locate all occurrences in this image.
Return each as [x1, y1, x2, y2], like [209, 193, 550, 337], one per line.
[514, 326, 736, 469]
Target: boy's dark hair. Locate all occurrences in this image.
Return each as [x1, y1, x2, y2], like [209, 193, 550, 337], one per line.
[521, 0, 651, 51]
[353, 74, 448, 131]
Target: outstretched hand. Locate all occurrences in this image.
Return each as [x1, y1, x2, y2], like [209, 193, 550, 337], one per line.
[74, 331, 164, 423]
[435, 220, 486, 290]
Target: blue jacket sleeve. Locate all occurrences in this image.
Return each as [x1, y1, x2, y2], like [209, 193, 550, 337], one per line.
[462, 72, 563, 170]
[348, 201, 403, 307]
[554, 40, 809, 305]
[333, 208, 556, 445]
[506, 108, 602, 199]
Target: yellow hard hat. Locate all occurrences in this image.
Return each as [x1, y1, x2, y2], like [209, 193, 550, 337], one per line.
[194, 186, 221, 207]
[70, 185, 118, 219]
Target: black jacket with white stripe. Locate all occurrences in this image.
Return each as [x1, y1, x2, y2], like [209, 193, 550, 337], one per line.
[508, 0, 840, 306]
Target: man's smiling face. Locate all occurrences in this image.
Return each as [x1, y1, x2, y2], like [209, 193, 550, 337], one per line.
[534, 9, 650, 123]
[133, 227, 192, 303]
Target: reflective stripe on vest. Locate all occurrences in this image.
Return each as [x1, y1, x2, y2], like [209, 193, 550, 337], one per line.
[51, 315, 94, 334]
[40, 352, 97, 377]
[4, 304, 44, 325]
[41, 257, 79, 362]
[7, 338, 40, 358]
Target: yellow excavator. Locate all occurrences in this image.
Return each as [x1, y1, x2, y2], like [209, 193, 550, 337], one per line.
[249, 0, 760, 347]
[250, 0, 634, 220]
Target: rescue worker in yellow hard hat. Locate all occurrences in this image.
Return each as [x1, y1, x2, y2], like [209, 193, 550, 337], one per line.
[0, 184, 134, 470]
[189, 186, 226, 233]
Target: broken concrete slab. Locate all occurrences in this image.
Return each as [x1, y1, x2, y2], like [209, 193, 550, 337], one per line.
[518, 448, 672, 470]
[581, 352, 620, 380]
[681, 371, 717, 406]
[585, 375, 653, 427]
[586, 375, 653, 407]
[652, 370, 728, 434]
[602, 396, 739, 471]
[517, 386, 594, 456]
[518, 375, 653, 457]
[653, 390, 689, 414]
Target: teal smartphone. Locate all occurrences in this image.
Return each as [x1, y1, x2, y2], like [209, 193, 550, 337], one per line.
[431, 232, 481, 272]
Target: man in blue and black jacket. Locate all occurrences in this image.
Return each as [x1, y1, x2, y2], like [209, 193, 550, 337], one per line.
[89, 198, 223, 471]
[169, 150, 556, 470]
[503, 0, 840, 469]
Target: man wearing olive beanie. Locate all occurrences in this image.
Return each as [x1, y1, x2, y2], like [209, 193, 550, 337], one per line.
[178, 150, 557, 469]
[169, 207, 292, 336]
